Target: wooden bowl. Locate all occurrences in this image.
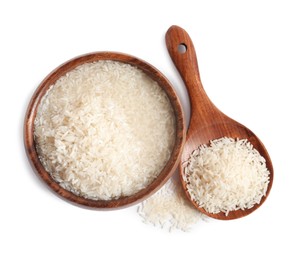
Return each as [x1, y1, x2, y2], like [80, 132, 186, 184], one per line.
[24, 52, 185, 209]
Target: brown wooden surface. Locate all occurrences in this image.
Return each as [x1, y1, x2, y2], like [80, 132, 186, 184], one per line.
[166, 25, 273, 220]
[24, 52, 186, 210]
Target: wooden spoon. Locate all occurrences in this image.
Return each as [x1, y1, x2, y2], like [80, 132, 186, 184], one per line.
[166, 25, 273, 220]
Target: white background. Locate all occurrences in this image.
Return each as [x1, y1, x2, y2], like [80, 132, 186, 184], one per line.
[1, 0, 298, 259]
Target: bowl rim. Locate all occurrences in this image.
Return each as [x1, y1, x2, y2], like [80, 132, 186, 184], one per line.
[24, 51, 186, 209]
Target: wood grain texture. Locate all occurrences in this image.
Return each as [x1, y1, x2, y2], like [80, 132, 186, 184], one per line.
[166, 25, 273, 220]
[24, 52, 186, 210]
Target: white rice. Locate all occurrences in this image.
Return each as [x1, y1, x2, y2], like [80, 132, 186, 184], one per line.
[138, 173, 204, 232]
[183, 137, 270, 216]
[34, 60, 176, 200]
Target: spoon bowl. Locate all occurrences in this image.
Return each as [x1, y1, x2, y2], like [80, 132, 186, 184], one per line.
[166, 25, 273, 220]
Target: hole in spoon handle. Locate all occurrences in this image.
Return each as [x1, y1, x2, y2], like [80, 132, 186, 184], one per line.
[177, 43, 187, 53]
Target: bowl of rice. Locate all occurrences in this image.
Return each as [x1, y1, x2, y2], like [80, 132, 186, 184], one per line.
[24, 52, 185, 209]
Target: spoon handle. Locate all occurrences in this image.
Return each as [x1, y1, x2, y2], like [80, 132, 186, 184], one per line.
[165, 25, 216, 122]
